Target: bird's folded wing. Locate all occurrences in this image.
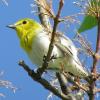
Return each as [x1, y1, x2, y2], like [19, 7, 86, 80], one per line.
[55, 35, 82, 67]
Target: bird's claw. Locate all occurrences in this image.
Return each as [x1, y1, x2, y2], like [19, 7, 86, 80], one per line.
[43, 55, 47, 62]
[50, 54, 57, 60]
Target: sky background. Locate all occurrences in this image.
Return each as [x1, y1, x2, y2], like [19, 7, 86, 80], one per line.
[0, 0, 99, 100]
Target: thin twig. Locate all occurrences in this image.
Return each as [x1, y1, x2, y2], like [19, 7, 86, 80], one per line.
[36, 0, 52, 30]
[37, 0, 64, 76]
[63, 73, 89, 93]
[56, 72, 71, 95]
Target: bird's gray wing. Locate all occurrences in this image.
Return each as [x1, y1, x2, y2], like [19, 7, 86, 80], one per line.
[55, 34, 82, 66]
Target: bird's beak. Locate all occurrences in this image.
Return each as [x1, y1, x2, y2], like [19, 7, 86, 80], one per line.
[6, 24, 16, 29]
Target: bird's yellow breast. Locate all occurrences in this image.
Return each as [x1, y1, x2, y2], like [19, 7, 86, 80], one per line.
[18, 26, 42, 52]
[20, 31, 34, 52]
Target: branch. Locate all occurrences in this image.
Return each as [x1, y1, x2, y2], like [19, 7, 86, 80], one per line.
[56, 72, 71, 95]
[92, 17, 100, 76]
[63, 73, 89, 93]
[89, 16, 100, 100]
[37, 0, 64, 76]
[19, 60, 74, 100]
[36, 0, 52, 30]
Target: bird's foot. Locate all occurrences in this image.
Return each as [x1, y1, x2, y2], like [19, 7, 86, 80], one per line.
[50, 54, 58, 60]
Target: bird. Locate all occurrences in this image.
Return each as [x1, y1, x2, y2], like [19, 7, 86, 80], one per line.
[7, 18, 89, 78]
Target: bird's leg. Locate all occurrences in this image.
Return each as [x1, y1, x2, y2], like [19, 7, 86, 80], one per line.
[43, 55, 47, 62]
[50, 54, 58, 60]
[43, 54, 57, 62]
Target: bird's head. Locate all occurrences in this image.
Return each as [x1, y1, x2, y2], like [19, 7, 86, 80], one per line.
[7, 18, 41, 39]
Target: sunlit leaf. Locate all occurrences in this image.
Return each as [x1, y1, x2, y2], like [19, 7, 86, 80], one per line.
[78, 15, 97, 33]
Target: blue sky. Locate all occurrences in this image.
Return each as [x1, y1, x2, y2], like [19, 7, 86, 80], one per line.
[0, 0, 99, 100]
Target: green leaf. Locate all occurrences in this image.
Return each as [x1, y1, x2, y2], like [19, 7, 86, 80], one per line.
[78, 15, 97, 33]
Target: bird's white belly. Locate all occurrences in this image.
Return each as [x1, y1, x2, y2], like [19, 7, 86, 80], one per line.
[27, 34, 70, 70]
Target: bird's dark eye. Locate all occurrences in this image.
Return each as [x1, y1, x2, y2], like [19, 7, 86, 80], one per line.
[23, 20, 27, 24]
